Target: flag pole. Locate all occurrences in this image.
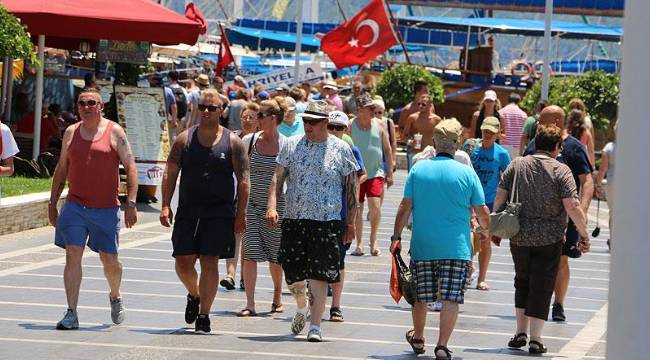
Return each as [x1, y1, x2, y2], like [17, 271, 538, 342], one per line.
[383, 0, 411, 65]
[294, 0, 304, 83]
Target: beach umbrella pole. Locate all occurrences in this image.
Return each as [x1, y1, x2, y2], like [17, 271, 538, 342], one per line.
[32, 35, 45, 160]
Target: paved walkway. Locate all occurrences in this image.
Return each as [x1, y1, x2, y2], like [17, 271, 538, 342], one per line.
[0, 170, 609, 359]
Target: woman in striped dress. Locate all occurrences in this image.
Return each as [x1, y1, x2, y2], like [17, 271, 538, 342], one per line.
[238, 97, 288, 316]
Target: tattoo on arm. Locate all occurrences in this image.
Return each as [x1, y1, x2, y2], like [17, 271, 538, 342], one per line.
[232, 135, 250, 214]
[345, 173, 359, 224]
[232, 135, 250, 184]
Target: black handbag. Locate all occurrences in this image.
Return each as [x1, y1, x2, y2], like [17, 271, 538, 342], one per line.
[392, 247, 418, 305]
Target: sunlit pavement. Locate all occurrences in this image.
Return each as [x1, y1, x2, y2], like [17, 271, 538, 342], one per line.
[0, 170, 608, 359]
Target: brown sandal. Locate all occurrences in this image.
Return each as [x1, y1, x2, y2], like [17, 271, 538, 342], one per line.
[405, 329, 425, 354]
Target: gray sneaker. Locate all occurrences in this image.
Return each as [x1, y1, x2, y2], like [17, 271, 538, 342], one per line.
[110, 295, 125, 325]
[291, 312, 307, 335]
[307, 328, 322, 342]
[56, 309, 79, 330]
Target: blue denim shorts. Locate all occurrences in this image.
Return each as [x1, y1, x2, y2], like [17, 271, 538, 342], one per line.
[54, 200, 121, 254]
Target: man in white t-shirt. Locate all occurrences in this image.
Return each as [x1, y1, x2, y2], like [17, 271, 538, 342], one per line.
[0, 123, 20, 203]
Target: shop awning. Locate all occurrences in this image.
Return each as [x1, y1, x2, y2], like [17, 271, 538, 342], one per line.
[1, 0, 204, 48]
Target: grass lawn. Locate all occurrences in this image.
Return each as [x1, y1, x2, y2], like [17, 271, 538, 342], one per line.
[1, 176, 53, 198]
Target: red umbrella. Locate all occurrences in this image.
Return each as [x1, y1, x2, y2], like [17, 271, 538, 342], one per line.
[1, 0, 204, 47]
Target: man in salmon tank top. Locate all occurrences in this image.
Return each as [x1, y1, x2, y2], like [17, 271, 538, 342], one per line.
[48, 88, 138, 330]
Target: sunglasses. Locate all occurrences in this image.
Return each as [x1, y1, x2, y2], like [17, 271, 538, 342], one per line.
[198, 104, 222, 112]
[303, 118, 326, 126]
[257, 111, 272, 119]
[327, 124, 346, 131]
[78, 100, 98, 107]
[417, 102, 428, 107]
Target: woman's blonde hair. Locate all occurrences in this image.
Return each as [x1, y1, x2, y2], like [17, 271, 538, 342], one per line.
[260, 97, 289, 125]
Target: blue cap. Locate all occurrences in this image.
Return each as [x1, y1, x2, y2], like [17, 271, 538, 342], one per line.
[228, 90, 237, 100]
[256, 91, 270, 100]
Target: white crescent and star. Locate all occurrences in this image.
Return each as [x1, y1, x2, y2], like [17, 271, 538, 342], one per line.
[347, 19, 380, 48]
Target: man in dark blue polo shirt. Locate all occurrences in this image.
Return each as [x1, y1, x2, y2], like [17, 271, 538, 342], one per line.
[523, 105, 594, 322]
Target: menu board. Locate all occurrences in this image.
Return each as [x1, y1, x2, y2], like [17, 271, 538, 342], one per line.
[115, 86, 170, 185]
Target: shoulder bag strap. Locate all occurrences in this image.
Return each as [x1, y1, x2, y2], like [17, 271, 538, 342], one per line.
[247, 132, 258, 158]
[509, 166, 518, 203]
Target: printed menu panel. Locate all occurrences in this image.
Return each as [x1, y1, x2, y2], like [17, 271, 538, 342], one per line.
[115, 86, 170, 185]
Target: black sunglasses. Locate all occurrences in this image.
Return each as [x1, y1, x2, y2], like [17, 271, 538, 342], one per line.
[417, 102, 428, 107]
[327, 124, 346, 131]
[78, 100, 98, 107]
[257, 111, 272, 118]
[303, 118, 326, 125]
[198, 104, 222, 112]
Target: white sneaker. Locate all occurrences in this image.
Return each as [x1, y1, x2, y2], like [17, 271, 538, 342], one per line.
[427, 302, 442, 312]
[307, 328, 322, 342]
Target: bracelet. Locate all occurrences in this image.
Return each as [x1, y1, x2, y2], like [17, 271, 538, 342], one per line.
[390, 235, 401, 241]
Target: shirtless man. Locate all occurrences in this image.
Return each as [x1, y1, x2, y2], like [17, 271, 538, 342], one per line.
[398, 80, 429, 134]
[403, 94, 441, 154]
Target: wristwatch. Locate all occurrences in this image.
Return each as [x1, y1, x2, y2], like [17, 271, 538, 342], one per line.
[127, 200, 137, 208]
[390, 235, 401, 241]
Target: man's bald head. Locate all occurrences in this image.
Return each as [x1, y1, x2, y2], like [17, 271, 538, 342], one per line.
[539, 105, 565, 128]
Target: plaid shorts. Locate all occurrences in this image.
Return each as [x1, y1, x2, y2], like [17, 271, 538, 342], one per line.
[410, 259, 470, 304]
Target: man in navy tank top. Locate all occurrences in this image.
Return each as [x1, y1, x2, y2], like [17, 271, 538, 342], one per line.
[160, 89, 250, 334]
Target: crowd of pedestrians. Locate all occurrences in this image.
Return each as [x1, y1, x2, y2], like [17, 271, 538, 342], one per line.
[43, 72, 609, 359]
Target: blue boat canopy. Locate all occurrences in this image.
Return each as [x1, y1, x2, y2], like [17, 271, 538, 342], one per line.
[232, 18, 479, 50]
[390, 0, 624, 17]
[398, 16, 623, 42]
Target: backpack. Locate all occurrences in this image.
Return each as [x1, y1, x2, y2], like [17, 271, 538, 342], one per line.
[171, 85, 188, 120]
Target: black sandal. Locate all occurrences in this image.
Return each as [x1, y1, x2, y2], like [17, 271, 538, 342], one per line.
[329, 307, 344, 322]
[220, 277, 235, 290]
[434, 345, 453, 360]
[270, 303, 284, 313]
[528, 340, 548, 354]
[405, 329, 425, 355]
[508, 332, 528, 348]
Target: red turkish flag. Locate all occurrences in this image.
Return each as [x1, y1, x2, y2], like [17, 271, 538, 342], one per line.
[321, 0, 399, 69]
[216, 23, 235, 76]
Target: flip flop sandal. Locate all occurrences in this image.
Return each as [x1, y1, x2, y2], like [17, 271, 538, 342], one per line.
[508, 332, 528, 348]
[270, 303, 284, 313]
[237, 308, 257, 317]
[220, 277, 236, 290]
[350, 248, 364, 256]
[405, 329, 426, 355]
[434, 345, 453, 360]
[476, 282, 490, 291]
[329, 307, 344, 322]
[371, 249, 381, 256]
[528, 340, 548, 354]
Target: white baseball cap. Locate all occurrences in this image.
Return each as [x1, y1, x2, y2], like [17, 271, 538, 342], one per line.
[483, 90, 497, 102]
[328, 110, 349, 127]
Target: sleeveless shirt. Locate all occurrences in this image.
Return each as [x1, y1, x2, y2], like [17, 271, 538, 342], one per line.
[67, 121, 120, 208]
[177, 126, 235, 219]
[351, 120, 385, 179]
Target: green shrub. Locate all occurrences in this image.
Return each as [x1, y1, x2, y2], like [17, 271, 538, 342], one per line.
[0, 4, 38, 65]
[374, 64, 444, 111]
[521, 71, 619, 130]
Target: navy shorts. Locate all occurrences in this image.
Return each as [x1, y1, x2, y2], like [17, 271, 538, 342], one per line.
[54, 201, 120, 254]
[563, 220, 582, 258]
[339, 222, 351, 270]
